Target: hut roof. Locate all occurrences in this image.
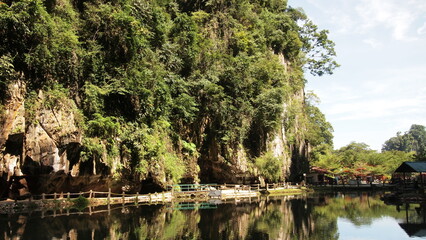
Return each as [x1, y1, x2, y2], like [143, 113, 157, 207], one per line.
[394, 162, 426, 173]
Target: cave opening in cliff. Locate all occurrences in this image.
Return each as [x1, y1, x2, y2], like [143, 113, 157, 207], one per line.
[139, 174, 164, 194]
[4, 133, 24, 157]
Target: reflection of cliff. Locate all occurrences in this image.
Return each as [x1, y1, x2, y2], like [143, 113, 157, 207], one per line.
[198, 200, 256, 239]
[197, 195, 336, 240]
[244, 196, 338, 240]
[0, 204, 202, 240]
[1, 196, 329, 240]
[6, 194, 406, 240]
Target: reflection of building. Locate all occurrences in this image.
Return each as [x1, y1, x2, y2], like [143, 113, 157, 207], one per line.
[399, 223, 426, 237]
[398, 202, 426, 238]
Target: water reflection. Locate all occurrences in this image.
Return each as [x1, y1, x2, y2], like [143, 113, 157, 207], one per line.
[1, 193, 426, 239]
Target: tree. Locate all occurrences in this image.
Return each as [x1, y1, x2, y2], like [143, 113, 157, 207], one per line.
[382, 124, 426, 161]
[255, 151, 283, 182]
[287, 7, 340, 76]
[305, 91, 333, 147]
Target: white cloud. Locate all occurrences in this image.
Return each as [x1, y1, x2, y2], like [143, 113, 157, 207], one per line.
[300, 0, 426, 41]
[324, 64, 426, 121]
[314, 84, 361, 105]
[418, 22, 426, 35]
[355, 0, 419, 41]
[363, 38, 383, 48]
[328, 97, 425, 121]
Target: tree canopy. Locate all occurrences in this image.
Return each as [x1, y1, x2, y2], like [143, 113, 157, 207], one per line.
[382, 124, 426, 161]
[311, 141, 415, 179]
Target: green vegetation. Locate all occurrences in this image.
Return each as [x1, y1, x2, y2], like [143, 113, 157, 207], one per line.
[312, 141, 415, 179]
[0, 0, 338, 184]
[255, 151, 283, 182]
[72, 195, 90, 210]
[382, 124, 426, 161]
[314, 194, 406, 226]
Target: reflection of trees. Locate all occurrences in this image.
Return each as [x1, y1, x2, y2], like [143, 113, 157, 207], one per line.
[244, 196, 338, 240]
[314, 192, 406, 226]
[198, 201, 255, 239]
[0, 205, 201, 240]
[1, 193, 415, 239]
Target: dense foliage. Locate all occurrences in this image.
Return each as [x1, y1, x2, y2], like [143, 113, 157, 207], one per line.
[0, 0, 337, 184]
[310, 125, 426, 180]
[311, 141, 416, 179]
[382, 124, 426, 161]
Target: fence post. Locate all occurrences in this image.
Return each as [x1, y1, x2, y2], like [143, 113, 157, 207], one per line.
[67, 192, 70, 200]
[42, 193, 45, 201]
[135, 192, 139, 204]
[89, 190, 93, 199]
[122, 191, 125, 204]
[54, 193, 57, 201]
[108, 188, 111, 203]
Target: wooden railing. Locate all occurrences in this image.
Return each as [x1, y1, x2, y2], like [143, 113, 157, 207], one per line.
[168, 182, 298, 193]
[2, 182, 302, 206]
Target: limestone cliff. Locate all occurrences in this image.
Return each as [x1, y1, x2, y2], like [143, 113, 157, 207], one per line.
[0, 80, 25, 179]
[0, 0, 336, 197]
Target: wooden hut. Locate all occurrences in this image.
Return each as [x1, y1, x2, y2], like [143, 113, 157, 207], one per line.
[393, 161, 426, 187]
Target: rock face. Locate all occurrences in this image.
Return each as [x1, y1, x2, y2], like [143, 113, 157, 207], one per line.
[278, 88, 310, 182]
[0, 80, 25, 149]
[196, 53, 310, 184]
[0, 82, 139, 197]
[0, 81, 85, 197]
[1, 81, 26, 186]
[24, 90, 82, 175]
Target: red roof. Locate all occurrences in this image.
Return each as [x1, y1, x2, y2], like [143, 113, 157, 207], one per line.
[311, 166, 328, 173]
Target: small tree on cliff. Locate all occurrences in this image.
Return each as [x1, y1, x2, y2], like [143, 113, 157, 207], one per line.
[255, 151, 283, 183]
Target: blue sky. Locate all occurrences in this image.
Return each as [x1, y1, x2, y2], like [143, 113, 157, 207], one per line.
[288, 0, 426, 151]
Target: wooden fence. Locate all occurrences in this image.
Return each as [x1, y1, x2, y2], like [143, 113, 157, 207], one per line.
[0, 182, 307, 214]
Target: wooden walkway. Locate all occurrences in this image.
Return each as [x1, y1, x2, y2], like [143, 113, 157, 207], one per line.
[0, 183, 304, 214]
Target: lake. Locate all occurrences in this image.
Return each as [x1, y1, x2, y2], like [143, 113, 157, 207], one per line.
[1, 192, 425, 239]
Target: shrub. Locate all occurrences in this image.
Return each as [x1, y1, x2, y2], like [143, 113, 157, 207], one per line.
[72, 195, 89, 210]
[255, 151, 283, 182]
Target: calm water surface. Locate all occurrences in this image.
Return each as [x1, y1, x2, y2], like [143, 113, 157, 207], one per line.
[1, 192, 426, 240]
